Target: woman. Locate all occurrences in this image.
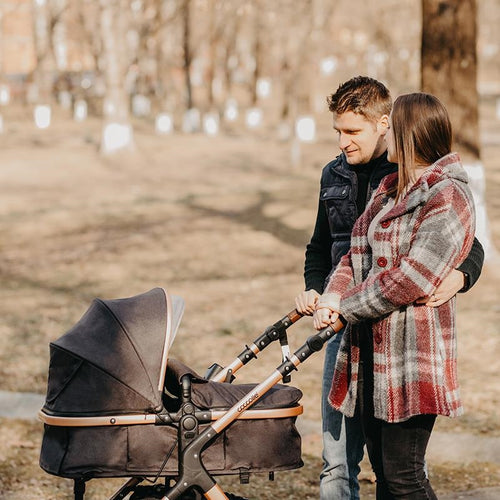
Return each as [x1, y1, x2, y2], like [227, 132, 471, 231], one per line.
[313, 93, 476, 499]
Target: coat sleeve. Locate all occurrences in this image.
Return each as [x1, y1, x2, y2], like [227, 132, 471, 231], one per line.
[457, 236, 484, 291]
[323, 250, 355, 297]
[339, 181, 476, 324]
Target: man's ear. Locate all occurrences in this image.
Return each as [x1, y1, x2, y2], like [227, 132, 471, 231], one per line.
[377, 114, 389, 134]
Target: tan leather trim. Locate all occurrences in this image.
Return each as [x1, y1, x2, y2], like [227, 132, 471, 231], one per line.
[38, 405, 302, 427]
[158, 287, 171, 392]
[38, 410, 157, 427]
[211, 370, 284, 433]
[210, 405, 303, 420]
[202, 483, 228, 499]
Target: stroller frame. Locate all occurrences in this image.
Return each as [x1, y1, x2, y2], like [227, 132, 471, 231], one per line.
[38, 289, 344, 500]
[164, 320, 342, 500]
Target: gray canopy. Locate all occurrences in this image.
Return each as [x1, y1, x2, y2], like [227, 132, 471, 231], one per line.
[42, 288, 184, 416]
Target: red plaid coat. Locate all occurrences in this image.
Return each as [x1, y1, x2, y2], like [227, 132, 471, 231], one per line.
[325, 153, 476, 423]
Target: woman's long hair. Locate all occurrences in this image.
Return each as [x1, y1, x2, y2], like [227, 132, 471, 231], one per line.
[390, 93, 452, 202]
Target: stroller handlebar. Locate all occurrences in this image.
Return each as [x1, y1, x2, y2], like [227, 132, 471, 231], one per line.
[171, 313, 346, 500]
[286, 308, 303, 324]
[331, 314, 346, 333]
[208, 308, 304, 383]
[207, 309, 345, 384]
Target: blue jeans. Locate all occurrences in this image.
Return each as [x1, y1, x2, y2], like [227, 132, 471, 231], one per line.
[320, 332, 365, 500]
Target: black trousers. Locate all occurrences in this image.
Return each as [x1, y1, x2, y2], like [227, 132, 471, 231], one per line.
[357, 325, 438, 500]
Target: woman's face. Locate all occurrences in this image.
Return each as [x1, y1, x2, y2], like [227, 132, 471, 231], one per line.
[385, 114, 396, 163]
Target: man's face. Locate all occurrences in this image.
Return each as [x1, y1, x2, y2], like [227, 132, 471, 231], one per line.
[333, 111, 389, 165]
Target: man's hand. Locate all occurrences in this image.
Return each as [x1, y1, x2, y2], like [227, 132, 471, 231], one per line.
[295, 289, 320, 316]
[416, 269, 465, 307]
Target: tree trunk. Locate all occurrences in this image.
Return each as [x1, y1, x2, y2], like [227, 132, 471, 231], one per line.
[221, 14, 240, 104]
[421, 0, 479, 160]
[99, 0, 134, 154]
[31, 0, 57, 103]
[421, 0, 495, 258]
[181, 0, 193, 111]
[153, 0, 167, 112]
[249, 0, 261, 107]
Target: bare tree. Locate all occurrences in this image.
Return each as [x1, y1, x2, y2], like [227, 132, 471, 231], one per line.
[0, 2, 17, 87]
[31, 0, 62, 103]
[180, 0, 193, 110]
[201, 0, 246, 114]
[74, 0, 102, 78]
[145, 0, 178, 114]
[248, 0, 262, 107]
[421, 0, 494, 258]
[99, 0, 134, 153]
[421, 0, 479, 160]
[219, 7, 242, 104]
[276, 0, 335, 127]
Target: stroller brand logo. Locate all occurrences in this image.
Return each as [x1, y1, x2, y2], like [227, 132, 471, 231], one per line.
[238, 392, 259, 412]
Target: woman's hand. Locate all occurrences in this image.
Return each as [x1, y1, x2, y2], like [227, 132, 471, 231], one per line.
[313, 307, 333, 330]
[313, 293, 341, 330]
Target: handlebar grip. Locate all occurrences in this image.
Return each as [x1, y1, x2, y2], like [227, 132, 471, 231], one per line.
[287, 309, 303, 324]
[331, 315, 346, 333]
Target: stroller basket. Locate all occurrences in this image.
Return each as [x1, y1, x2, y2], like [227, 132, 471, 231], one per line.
[38, 288, 342, 500]
[40, 360, 304, 479]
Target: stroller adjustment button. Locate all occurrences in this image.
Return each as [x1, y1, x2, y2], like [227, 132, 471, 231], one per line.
[184, 403, 194, 414]
[183, 416, 197, 431]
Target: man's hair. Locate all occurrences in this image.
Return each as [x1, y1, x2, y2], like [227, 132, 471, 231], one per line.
[327, 76, 392, 122]
[391, 92, 452, 201]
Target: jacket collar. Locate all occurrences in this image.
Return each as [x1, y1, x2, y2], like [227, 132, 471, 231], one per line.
[378, 152, 467, 220]
[331, 151, 396, 182]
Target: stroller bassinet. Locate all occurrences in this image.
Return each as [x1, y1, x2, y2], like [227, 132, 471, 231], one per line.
[38, 287, 343, 500]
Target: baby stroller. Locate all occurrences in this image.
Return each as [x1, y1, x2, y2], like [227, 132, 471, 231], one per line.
[39, 287, 343, 499]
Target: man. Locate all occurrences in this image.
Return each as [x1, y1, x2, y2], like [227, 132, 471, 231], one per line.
[295, 76, 484, 500]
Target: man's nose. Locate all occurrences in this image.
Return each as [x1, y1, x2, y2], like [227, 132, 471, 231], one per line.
[338, 133, 350, 149]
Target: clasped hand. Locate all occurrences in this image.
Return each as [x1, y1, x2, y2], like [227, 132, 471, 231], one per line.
[313, 293, 341, 330]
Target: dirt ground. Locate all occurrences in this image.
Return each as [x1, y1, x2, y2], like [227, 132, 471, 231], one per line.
[0, 100, 499, 499]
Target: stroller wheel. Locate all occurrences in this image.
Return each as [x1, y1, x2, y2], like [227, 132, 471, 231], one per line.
[224, 494, 249, 500]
